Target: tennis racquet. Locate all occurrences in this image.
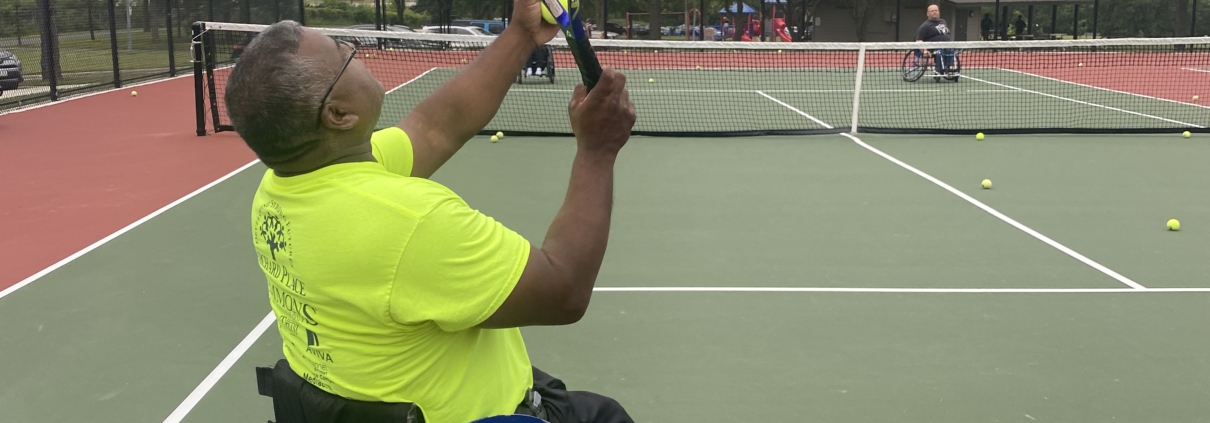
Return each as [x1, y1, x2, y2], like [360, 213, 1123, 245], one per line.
[540, 0, 603, 90]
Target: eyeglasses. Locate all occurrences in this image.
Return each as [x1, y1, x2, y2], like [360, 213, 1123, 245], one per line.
[316, 39, 357, 125]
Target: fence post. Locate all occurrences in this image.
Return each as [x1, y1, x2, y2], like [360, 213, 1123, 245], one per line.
[107, 0, 121, 87]
[37, 0, 60, 101]
[16, 1, 22, 46]
[298, 0, 305, 25]
[166, 0, 175, 76]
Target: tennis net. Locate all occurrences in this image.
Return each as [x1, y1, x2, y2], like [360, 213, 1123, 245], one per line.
[193, 22, 1210, 137]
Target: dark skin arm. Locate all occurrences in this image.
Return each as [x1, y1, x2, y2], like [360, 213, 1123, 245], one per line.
[399, 2, 558, 179]
[479, 70, 636, 328]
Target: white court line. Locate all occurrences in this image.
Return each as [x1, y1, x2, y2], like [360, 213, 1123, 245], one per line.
[594, 287, 1209, 293]
[506, 89, 943, 93]
[755, 91, 833, 128]
[840, 133, 1146, 290]
[1000, 68, 1210, 111]
[385, 67, 437, 94]
[0, 73, 194, 117]
[0, 160, 262, 300]
[749, 85, 1145, 289]
[964, 75, 1204, 128]
[162, 312, 277, 423]
[1182, 68, 1210, 74]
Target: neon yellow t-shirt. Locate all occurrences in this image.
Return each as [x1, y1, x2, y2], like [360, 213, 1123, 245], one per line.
[249, 127, 533, 423]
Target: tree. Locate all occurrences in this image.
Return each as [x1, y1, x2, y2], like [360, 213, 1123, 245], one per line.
[647, 0, 661, 39]
[840, 0, 876, 41]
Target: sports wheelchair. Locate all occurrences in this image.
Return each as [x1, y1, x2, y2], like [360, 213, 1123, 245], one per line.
[902, 48, 962, 83]
[517, 45, 555, 84]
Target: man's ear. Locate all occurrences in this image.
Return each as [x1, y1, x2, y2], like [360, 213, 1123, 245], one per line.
[320, 103, 361, 130]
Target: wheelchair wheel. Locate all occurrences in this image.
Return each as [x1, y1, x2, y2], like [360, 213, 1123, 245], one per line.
[901, 50, 926, 82]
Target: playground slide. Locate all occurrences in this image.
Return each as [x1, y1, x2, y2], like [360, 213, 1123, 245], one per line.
[773, 18, 791, 42]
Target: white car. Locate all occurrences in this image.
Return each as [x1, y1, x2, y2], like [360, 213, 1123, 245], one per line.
[421, 26, 496, 50]
[421, 26, 496, 37]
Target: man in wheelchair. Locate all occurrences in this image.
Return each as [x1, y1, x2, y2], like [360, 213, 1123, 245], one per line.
[915, 4, 958, 76]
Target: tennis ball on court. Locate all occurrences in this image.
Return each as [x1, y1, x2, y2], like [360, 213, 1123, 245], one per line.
[976, 132, 985, 140]
[490, 135, 499, 143]
[1183, 131, 1192, 138]
[981, 179, 992, 189]
[131, 90, 137, 97]
[1167, 219, 1180, 231]
[495, 131, 504, 138]
[540, 0, 569, 25]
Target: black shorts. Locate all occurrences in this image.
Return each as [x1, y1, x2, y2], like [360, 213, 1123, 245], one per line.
[521, 367, 634, 423]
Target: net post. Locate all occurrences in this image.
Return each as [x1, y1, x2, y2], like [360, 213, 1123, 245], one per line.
[192, 22, 206, 136]
[202, 28, 224, 132]
[850, 45, 866, 134]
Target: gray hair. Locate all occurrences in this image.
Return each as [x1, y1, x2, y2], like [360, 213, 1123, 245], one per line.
[224, 21, 332, 166]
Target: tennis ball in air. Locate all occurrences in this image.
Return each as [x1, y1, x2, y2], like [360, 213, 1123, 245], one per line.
[1183, 131, 1192, 138]
[1167, 219, 1180, 231]
[540, 0, 569, 25]
[1078, 62, 1084, 67]
[461, 58, 467, 64]
[490, 135, 499, 143]
[976, 132, 985, 140]
[981, 179, 992, 189]
[131, 90, 137, 97]
[1194, 95, 1200, 101]
[495, 131, 504, 138]
[648, 78, 654, 83]
[696, 65, 702, 70]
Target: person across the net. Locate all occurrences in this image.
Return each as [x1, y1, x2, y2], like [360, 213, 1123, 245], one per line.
[915, 4, 957, 75]
[222, 0, 638, 420]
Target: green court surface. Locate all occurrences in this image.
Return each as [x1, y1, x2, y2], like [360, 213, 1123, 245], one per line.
[2, 131, 1209, 422]
[377, 67, 1210, 134]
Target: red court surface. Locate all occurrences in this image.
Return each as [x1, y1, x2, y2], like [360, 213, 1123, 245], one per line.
[0, 77, 257, 290]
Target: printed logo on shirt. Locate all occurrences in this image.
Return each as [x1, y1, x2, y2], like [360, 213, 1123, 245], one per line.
[256, 201, 293, 263]
[937, 23, 950, 34]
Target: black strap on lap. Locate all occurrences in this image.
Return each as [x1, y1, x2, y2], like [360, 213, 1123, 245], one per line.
[256, 359, 424, 423]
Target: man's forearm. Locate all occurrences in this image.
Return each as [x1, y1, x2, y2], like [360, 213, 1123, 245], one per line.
[411, 29, 536, 143]
[540, 151, 616, 309]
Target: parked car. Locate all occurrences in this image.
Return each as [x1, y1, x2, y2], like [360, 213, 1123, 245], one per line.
[0, 49, 23, 90]
[421, 26, 496, 50]
[452, 19, 506, 35]
[421, 25, 496, 37]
